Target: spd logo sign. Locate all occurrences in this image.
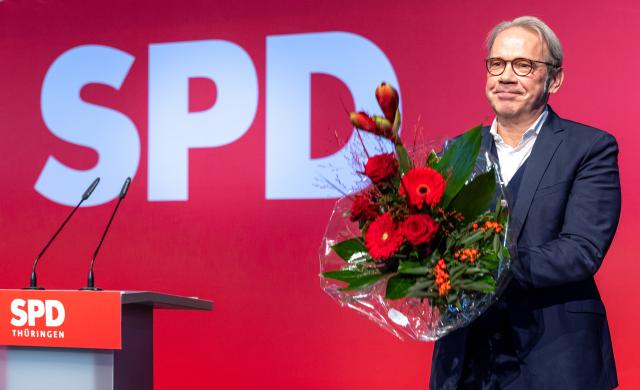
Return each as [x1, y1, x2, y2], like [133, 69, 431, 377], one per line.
[0, 290, 121, 349]
[10, 299, 65, 327]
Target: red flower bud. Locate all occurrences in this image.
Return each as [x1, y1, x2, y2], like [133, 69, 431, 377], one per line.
[375, 82, 399, 122]
[372, 115, 392, 137]
[350, 111, 377, 132]
[350, 112, 395, 141]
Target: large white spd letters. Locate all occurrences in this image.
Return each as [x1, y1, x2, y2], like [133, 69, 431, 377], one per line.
[36, 32, 399, 206]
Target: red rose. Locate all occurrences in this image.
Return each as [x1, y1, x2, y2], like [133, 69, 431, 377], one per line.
[364, 153, 398, 183]
[365, 213, 403, 260]
[349, 193, 378, 222]
[399, 167, 446, 209]
[402, 214, 439, 245]
[375, 82, 399, 123]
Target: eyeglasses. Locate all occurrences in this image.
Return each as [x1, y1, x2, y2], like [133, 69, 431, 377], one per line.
[485, 57, 557, 76]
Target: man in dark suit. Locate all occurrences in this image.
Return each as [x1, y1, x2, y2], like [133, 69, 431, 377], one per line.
[429, 16, 621, 389]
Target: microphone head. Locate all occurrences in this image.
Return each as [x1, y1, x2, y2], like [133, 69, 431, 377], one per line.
[119, 177, 131, 199]
[82, 177, 101, 201]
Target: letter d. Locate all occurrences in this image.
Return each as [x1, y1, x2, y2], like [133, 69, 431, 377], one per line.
[266, 32, 400, 199]
[45, 300, 65, 327]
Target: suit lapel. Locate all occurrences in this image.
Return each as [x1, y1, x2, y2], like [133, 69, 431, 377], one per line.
[483, 108, 566, 241]
[481, 126, 494, 154]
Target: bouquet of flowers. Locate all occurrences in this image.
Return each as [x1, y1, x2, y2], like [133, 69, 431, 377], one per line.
[319, 83, 513, 341]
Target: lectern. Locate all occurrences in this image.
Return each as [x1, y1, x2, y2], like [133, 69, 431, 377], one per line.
[0, 289, 212, 390]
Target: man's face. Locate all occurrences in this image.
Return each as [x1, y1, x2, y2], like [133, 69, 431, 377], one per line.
[485, 27, 560, 121]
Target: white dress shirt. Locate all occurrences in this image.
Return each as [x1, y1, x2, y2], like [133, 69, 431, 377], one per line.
[489, 107, 549, 185]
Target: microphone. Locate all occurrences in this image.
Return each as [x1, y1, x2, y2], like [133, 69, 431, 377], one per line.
[81, 177, 131, 291]
[26, 177, 100, 290]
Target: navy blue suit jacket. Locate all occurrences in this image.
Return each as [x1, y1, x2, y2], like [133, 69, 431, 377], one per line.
[430, 108, 621, 389]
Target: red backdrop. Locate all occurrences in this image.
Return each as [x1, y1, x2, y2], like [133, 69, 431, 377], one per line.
[1, 1, 638, 389]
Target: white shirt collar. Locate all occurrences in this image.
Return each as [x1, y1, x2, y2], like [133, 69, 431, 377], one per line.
[489, 106, 549, 147]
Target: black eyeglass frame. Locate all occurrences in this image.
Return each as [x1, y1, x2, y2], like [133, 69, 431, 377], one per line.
[485, 57, 557, 76]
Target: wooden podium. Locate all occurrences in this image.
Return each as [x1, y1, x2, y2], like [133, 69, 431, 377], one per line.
[0, 289, 212, 390]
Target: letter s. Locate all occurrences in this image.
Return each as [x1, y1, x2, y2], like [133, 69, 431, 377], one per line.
[36, 45, 140, 206]
[10, 299, 27, 327]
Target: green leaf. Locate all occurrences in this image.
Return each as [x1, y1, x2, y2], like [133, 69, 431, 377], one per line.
[392, 109, 401, 138]
[322, 269, 385, 291]
[460, 229, 485, 246]
[446, 289, 459, 304]
[427, 150, 440, 168]
[461, 281, 495, 293]
[448, 170, 496, 221]
[477, 253, 499, 271]
[398, 260, 430, 275]
[480, 252, 498, 261]
[464, 267, 488, 275]
[385, 275, 414, 299]
[478, 261, 499, 271]
[449, 263, 467, 281]
[460, 275, 496, 293]
[396, 144, 412, 174]
[332, 239, 368, 262]
[408, 277, 435, 291]
[407, 290, 439, 299]
[435, 125, 483, 208]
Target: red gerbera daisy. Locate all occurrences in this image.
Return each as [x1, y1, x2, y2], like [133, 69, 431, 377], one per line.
[365, 213, 403, 260]
[399, 167, 446, 209]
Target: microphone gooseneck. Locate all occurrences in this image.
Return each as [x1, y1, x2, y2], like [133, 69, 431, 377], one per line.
[26, 177, 100, 290]
[82, 177, 131, 291]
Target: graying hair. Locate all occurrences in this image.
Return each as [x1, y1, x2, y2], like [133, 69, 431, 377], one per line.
[486, 16, 563, 69]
